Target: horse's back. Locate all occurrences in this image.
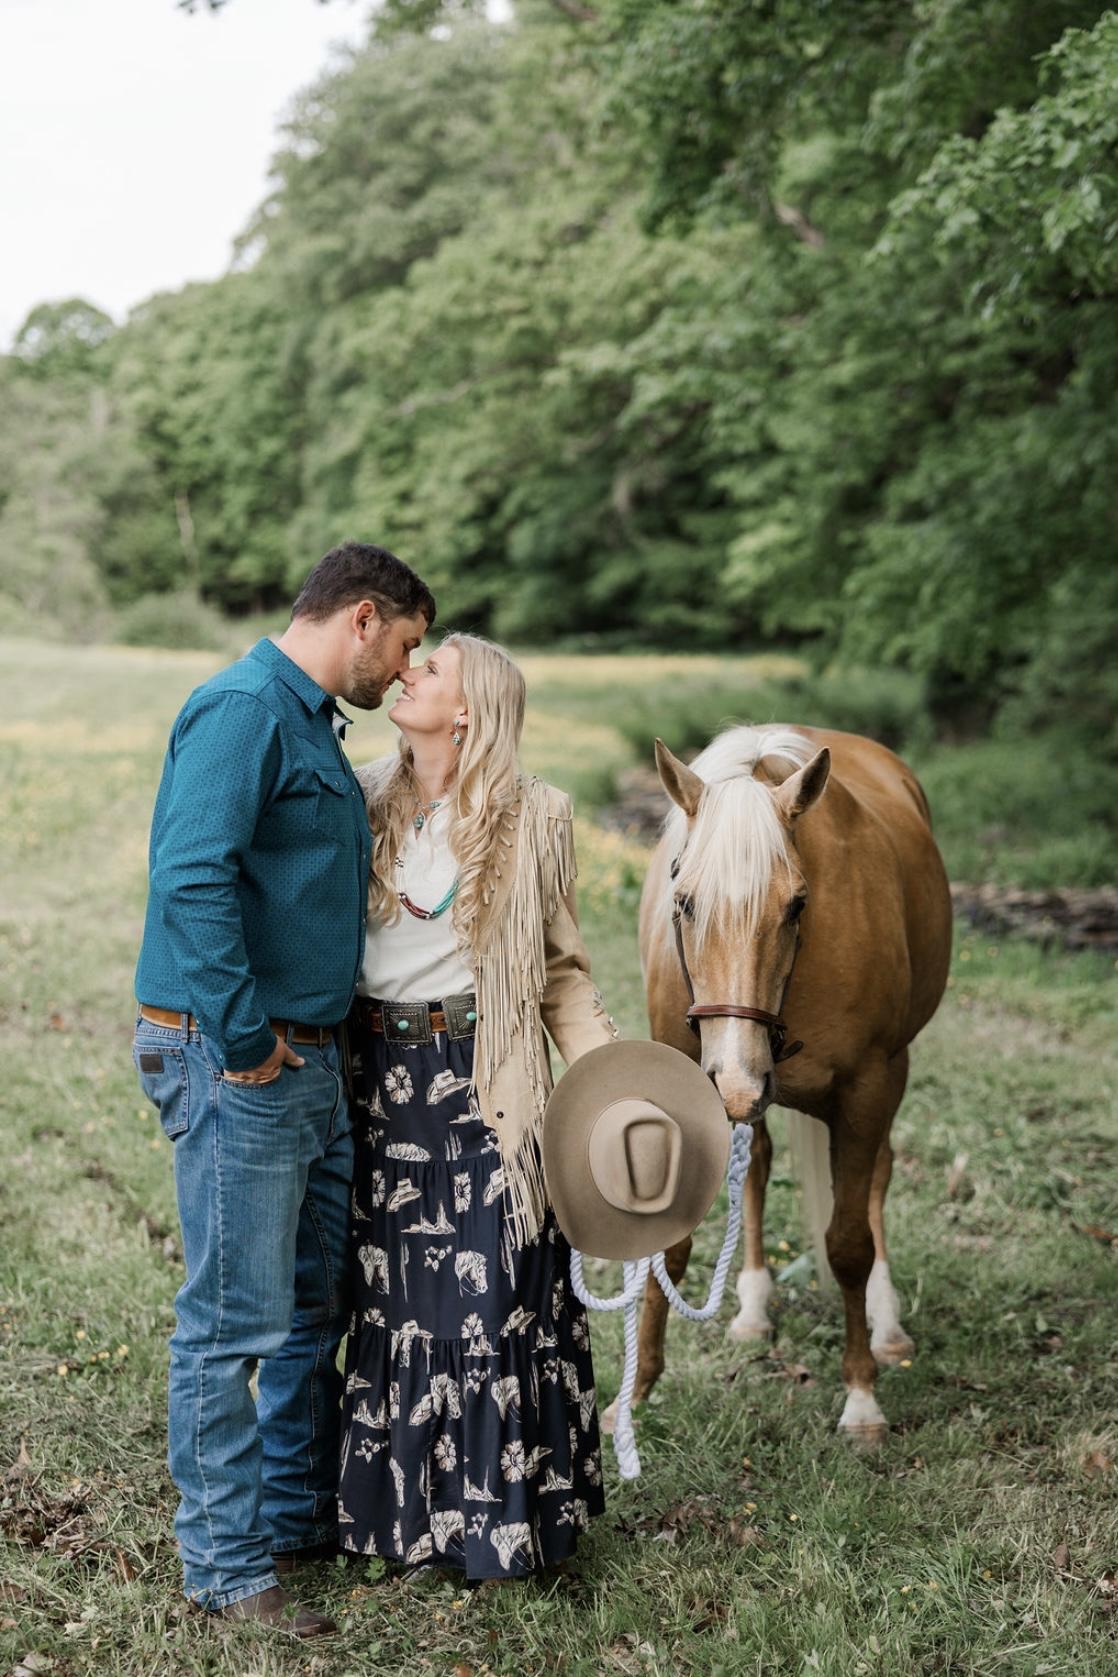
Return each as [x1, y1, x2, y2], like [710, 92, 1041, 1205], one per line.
[788, 725, 952, 1043]
[787, 725, 932, 831]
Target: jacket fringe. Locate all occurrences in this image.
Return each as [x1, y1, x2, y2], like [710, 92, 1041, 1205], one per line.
[473, 777, 576, 1249]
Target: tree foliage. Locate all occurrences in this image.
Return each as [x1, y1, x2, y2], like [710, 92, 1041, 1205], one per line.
[2, 0, 1115, 749]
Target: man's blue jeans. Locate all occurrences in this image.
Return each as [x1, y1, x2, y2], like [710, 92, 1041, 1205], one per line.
[133, 1015, 353, 1609]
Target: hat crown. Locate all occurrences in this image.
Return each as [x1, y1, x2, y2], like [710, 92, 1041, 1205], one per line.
[587, 1099, 682, 1216]
[543, 1039, 731, 1261]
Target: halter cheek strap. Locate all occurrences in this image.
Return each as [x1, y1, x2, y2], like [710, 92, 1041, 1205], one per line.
[670, 857, 805, 1061]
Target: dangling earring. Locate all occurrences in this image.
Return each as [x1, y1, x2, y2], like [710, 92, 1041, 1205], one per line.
[451, 720, 463, 747]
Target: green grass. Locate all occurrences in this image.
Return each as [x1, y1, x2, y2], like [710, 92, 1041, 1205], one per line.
[1, 639, 1116, 1677]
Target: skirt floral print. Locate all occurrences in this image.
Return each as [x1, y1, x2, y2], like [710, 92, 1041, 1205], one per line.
[337, 1006, 606, 1579]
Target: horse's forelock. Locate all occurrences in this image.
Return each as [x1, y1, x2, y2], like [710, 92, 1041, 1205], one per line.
[662, 725, 812, 947]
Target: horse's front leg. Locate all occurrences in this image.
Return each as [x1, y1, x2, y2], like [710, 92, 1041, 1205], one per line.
[600, 1234, 692, 1435]
[728, 1118, 774, 1340]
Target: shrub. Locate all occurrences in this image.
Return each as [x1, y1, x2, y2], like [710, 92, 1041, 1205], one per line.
[112, 589, 228, 652]
[614, 665, 929, 760]
[0, 592, 60, 640]
[910, 734, 1118, 889]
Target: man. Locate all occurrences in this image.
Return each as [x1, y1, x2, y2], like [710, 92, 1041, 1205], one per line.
[133, 542, 435, 1637]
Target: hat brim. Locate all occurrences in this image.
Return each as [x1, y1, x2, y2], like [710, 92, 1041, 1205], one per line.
[543, 1040, 732, 1260]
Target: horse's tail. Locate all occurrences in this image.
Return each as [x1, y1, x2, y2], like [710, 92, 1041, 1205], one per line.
[785, 1110, 835, 1292]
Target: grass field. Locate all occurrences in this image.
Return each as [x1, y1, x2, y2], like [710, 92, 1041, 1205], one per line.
[1, 638, 1115, 1677]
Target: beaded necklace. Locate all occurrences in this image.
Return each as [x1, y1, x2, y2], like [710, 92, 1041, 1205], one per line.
[397, 802, 459, 920]
[397, 870, 460, 920]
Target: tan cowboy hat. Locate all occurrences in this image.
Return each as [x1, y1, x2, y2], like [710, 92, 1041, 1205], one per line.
[542, 1041, 731, 1261]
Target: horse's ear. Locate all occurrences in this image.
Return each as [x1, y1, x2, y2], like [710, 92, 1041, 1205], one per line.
[775, 747, 830, 822]
[655, 738, 704, 818]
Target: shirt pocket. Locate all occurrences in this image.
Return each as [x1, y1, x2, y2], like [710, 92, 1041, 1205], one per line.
[276, 762, 350, 843]
[311, 764, 350, 837]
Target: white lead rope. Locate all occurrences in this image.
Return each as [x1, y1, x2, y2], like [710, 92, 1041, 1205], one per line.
[569, 1122, 753, 1479]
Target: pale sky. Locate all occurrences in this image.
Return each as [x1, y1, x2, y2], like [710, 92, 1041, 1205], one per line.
[0, 0, 374, 350]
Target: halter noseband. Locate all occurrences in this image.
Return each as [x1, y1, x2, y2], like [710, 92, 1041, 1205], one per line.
[669, 855, 805, 1062]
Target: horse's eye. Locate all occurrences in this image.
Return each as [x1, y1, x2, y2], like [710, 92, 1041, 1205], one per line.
[786, 896, 807, 924]
[676, 894, 695, 921]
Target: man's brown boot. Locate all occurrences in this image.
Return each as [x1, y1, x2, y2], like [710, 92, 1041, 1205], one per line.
[200, 1584, 337, 1638]
[272, 1541, 339, 1577]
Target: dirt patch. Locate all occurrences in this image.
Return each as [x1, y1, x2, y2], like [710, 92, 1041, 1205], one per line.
[81, 1162, 180, 1262]
[950, 883, 1118, 953]
[600, 765, 669, 843]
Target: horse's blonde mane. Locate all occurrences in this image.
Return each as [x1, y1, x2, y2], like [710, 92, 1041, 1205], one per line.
[663, 725, 814, 947]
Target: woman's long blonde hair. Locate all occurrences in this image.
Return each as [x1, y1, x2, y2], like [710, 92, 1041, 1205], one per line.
[364, 631, 527, 952]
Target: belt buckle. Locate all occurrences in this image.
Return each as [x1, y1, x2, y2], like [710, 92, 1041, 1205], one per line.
[443, 992, 478, 1040]
[382, 1001, 432, 1046]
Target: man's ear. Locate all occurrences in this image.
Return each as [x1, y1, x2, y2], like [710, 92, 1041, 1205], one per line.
[351, 598, 381, 638]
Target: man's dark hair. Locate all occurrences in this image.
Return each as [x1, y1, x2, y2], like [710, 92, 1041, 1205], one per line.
[291, 542, 436, 628]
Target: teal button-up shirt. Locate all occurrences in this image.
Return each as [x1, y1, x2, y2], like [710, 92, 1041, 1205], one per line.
[135, 637, 372, 1071]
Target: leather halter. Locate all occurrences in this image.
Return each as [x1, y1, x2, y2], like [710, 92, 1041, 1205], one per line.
[670, 856, 805, 1062]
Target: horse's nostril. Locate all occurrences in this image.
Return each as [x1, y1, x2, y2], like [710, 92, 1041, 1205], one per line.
[747, 1075, 774, 1119]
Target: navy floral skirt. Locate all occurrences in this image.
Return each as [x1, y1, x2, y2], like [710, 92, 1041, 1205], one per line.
[337, 1004, 606, 1579]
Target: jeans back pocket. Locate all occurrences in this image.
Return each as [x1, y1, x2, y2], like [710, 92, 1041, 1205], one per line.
[134, 1036, 190, 1138]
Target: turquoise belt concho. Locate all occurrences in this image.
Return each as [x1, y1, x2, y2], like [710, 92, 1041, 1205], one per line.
[361, 992, 478, 1045]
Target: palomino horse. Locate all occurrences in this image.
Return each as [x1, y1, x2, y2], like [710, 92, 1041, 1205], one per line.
[614, 724, 951, 1443]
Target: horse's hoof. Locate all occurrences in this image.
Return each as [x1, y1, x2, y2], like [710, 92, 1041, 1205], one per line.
[837, 1387, 887, 1446]
[601, 1395, 644, 1436]
[872, 1334, 916, 1368]
[838, 1419, 888, 1449]
[727, 1312, 773, 1343]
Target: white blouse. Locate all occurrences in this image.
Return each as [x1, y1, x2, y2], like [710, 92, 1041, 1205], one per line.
[359, 802, 475, 1003]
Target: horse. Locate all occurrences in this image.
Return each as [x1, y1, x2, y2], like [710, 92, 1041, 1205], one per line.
[609, 723, 952, 1443]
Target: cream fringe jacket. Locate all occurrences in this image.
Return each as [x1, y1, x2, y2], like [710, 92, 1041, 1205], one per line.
[356, 765, 619, 1250]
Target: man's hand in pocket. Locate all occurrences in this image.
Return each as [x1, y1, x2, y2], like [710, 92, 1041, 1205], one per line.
[224, 1036, 306, 1085]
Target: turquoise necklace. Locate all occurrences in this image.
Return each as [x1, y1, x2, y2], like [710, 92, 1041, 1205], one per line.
[397, 805, 459, 920]
[398, 874, 460, 920]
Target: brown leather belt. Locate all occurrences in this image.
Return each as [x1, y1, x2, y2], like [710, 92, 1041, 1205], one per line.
[138, 1004, 335, 1047]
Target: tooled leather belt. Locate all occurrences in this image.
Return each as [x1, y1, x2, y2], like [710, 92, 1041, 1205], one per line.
[354, 992, 478, 1044]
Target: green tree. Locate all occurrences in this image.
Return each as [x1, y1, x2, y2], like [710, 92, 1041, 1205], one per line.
[11, 298, 116, 381]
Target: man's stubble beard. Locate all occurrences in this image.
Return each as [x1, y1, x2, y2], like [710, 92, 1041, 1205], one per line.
[342, 633, 397, 711]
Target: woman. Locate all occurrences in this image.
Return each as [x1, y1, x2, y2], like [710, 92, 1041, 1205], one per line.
[337, 631, 617, 1581]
